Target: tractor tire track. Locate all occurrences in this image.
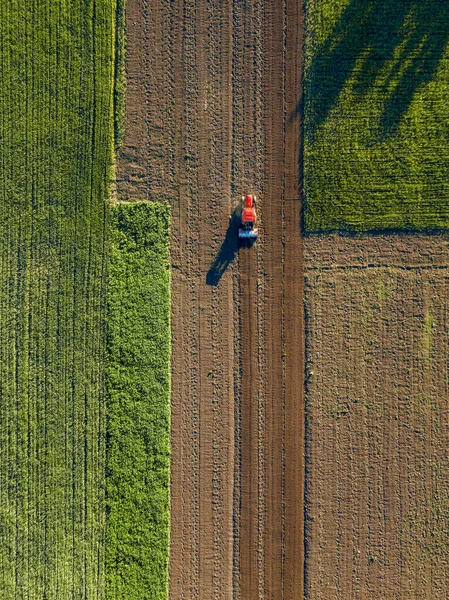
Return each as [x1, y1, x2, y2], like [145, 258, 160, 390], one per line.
[283, 0, 305, 595]
[260, 2, 287, 596]
[231, 0, 265, 597]
[235, 0, 305, 597]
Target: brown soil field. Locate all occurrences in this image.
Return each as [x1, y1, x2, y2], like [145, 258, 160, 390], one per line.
[304, 234, 449, 600]
[117, 0, 304, 598]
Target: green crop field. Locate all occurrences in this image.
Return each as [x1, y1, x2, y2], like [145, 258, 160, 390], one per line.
[0, 0, 115, 596]
[304, 0, 449, 231]
[106, 203, 171, 600]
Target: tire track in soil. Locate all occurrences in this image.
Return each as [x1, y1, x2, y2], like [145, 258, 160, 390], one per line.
[231, 0, 264, 597]
[283, 1, 305, 596]
[171, 2, 201, 596]
[236, 0, 304, 597]
[118, 0, 305, 597]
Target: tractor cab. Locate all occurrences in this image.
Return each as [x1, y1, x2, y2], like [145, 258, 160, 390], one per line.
[238, 194, 258, 240]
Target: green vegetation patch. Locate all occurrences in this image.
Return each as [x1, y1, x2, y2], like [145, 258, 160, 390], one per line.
[0, 0, 115, 596]
[304, 0, 449, 231]
[106, 202, 171, 600]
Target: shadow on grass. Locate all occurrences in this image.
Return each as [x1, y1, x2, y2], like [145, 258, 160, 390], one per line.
[308, 0, 449, 139]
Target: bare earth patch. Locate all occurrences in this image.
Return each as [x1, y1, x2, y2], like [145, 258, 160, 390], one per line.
[304, 234, 449, 600]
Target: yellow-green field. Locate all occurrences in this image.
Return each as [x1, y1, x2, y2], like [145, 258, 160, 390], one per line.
[304, 0, 449, 231]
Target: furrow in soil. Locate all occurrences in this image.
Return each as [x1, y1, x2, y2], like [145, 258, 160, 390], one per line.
[231, 0, 264, 597]
[283, 0, 305, 596]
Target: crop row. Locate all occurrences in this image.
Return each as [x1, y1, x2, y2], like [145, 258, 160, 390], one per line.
[304, 0, 449, 231]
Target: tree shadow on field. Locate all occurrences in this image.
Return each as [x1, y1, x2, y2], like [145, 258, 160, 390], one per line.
[206, 208, 249, 286]
[308, 0, 449, 139]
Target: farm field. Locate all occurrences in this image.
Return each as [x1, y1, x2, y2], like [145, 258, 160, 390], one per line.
[106, 203, 171, 599]
[114, 0, 449, 598]
[0, 0, 114, 596]
[304, 234, 449, 599]
[304, 0, 449, 231]
[302, 3, 449, 596]
[117, 0, 304, 597]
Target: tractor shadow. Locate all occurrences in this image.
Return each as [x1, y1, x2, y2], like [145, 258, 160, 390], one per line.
[206, 207, 255, 286]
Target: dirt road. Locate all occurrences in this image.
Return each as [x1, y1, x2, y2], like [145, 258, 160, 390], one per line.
[117, 0, 305, 597]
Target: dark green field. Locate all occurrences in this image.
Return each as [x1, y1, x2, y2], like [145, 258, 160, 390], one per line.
[304, 0, 449, 231]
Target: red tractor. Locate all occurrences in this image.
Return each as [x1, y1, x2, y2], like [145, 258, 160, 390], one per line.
[238, 194, 258, 241]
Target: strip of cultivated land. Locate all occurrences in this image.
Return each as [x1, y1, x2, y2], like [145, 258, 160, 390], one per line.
[304, 0, 449, 231]
[117, 0, 305, 597]
[0, 0, 114, 596]
[304, 234, 449, 599]
[106, 203, 170, 599]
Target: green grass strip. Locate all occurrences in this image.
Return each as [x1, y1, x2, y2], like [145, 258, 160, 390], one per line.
[106, 202, 171, 600]
[304, 0, 449, 231]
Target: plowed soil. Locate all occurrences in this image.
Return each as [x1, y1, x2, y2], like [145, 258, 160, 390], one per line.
[117, 0, 304, 598]
[304, 234, 449, 600]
